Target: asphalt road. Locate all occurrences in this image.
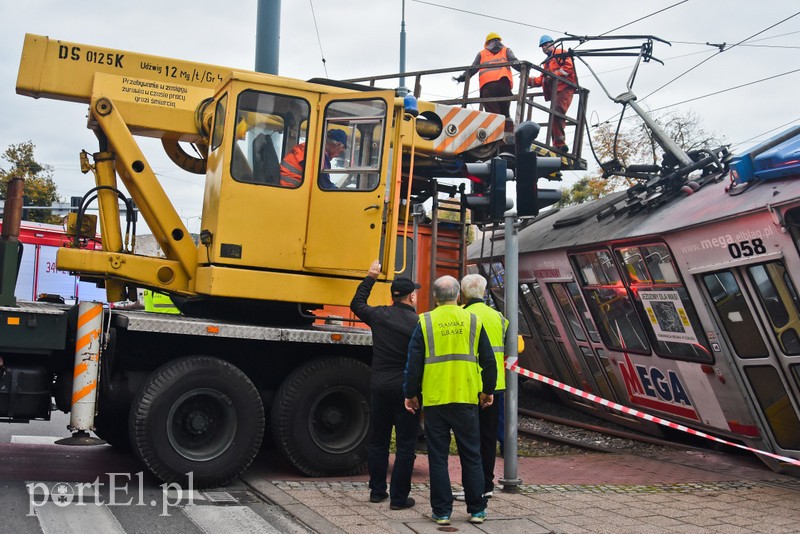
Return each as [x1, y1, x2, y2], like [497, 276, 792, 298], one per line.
[0, 412, 311, 534]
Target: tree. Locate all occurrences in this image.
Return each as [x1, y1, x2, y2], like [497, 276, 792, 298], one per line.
[0, 142, 61, 223]
[560, 110, 722, 206]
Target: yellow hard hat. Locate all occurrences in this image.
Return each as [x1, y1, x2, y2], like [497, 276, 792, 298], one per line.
[485, 32, 502, 43]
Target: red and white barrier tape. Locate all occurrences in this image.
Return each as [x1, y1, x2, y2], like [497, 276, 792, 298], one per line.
[507, 361, 800, 468]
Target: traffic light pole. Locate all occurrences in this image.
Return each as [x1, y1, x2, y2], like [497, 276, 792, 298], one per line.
[500, 210, 522, 492]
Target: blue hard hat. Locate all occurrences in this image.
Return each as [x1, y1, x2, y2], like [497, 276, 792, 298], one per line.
[539, 35, 554, 47]
[327, 129, 347, 147]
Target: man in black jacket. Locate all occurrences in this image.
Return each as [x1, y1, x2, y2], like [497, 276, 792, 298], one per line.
[350, 260, 420, 510]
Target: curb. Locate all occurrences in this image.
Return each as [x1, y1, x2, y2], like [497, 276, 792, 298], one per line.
[242, 474, 347, 534]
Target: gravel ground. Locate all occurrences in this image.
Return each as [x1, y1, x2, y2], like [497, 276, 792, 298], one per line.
[513, 378, 684, 458]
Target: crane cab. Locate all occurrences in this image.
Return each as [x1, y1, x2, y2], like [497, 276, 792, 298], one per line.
[195, 74, 399, 305]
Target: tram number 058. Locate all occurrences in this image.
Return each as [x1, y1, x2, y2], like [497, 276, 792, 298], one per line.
[728, 238, 767, 259]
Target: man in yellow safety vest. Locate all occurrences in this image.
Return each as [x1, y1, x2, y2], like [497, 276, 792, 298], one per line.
[461, 274, 508, 498]
[403, 275, 496, 525]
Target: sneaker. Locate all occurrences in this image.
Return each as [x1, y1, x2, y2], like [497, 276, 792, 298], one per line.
[431, 514, 451, 525]
[390, 497, 415, 510]
[369, 492, 388, 503]
[469, 510, 487, 524]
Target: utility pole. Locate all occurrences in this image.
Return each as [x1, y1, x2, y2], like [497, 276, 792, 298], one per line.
[255, 0, 281, 74]
[398, 0, 408, 94]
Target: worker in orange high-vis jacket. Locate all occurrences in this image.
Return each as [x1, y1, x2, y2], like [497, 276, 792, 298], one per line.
[455, 33, 522, 117]
[528, 35, 577, 153]
[279, 129, 348, 189]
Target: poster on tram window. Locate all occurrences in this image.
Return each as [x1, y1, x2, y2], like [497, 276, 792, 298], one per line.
[639, 290, 699, 345]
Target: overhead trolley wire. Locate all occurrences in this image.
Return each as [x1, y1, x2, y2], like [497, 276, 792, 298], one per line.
[598, 0, 689, 37]
[411, 0, 561, 33]
[594, 10, 800, 128]
[732, 116, 800, 150]
[639, 10, 800, 102]
[646, 67, 800, 114]
[309, 0, 329, 77]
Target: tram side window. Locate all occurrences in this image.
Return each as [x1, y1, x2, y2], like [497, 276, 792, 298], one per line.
[551, 284, 586, 341]
[701, 271, 768, 358]
[747, 261, 800, 355]
[568, 282, 601, 343]
[524, 282, 582, 387]
[231, 90, 310, 187]
[483, 262, 505, 289]
[617, 244, 712, 363]
[572, 251, 650, 353]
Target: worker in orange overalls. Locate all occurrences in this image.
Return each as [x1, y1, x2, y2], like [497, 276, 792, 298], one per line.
[528, 35, 577, 153]
[455, 33, 522, 118]
[279, 129, 348, 189]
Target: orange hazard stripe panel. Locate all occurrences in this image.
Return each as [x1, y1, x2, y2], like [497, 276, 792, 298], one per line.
[72, 381, 97, 404]
[440, 106, 461, 128]
[437, 110, 482, 153]
[74, 361, 89, 378]
[75, 329, 100, 353]
[77, 304, 102, 329]
[451, 114, 504, 154]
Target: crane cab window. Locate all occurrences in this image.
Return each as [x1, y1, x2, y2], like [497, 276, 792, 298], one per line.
[231, 90, 310, 187]
[211, 93, 228, 151]
[319, 99, 386, 191]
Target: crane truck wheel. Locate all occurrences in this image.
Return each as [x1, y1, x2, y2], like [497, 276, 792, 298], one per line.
[271, 357, 370, 477]
[129, 356, 265, 488]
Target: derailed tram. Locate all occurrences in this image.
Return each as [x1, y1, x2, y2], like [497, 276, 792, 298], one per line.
[468, 126, 800, 474]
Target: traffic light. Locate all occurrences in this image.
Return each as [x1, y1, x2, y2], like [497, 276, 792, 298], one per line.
[515, 152, 562, 217]
[464, 158, 512, 223]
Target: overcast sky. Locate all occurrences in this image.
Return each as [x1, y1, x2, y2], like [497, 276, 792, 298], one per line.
[1, 1, 798, 233]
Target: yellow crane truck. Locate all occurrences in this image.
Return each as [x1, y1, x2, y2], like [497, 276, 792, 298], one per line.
[0, 34, 511, 487]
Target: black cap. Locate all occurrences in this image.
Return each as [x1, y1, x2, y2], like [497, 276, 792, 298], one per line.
[391, 278, 421, 297]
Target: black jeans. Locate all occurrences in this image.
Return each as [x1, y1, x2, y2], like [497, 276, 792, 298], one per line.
[479, 390, 503, 493]
[424, 403, 486, 516]
[367, 387, 419, 505]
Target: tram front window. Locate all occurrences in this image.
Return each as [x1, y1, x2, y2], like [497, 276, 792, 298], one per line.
[747, 261, 800, 355]
[701, 271, 768, 358]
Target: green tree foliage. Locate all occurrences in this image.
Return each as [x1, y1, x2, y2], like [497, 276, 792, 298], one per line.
[559, 110, 721, 207]
[0, 142, 61, 223]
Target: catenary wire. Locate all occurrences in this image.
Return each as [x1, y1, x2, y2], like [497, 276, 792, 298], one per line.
[639, 10, 800, 102]
[309, 0, 329, 77]
[411, 0, 560, 33]
[640, 67, 800, 115]
[599, 0, 689, 36]
[731, 116, 800, 150]
[594, 11, 800, 128]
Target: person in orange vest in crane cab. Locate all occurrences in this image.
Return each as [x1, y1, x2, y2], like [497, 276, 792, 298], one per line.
[528, 35, 577, 154]
[454, 33, 522, 118]
[279, 129, 348, 189]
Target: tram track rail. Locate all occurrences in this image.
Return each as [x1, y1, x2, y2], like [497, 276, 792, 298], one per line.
[515, 406, 704, 455]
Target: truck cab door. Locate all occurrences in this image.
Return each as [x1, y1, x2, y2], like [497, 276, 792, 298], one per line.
[303, 92, 394, 274]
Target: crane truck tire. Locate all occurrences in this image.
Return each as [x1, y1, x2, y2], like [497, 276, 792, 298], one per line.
[271, 357, 370, 477]
[129, 356, 265, 488]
